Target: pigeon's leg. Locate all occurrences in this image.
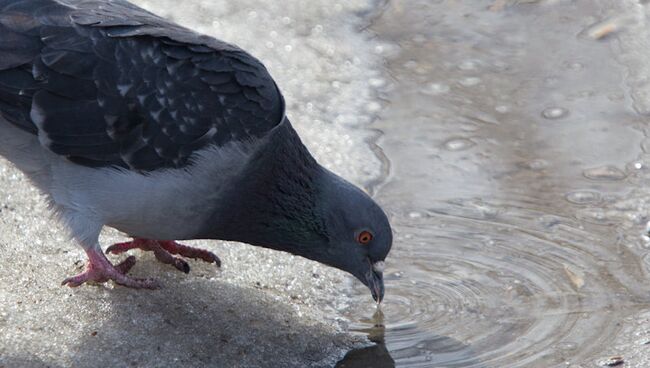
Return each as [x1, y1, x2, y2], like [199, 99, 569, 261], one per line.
[62, 246, 159, 289]
[106, 238, 221, 273]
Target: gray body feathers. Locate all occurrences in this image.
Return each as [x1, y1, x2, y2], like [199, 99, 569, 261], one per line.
[0, 0, 295, 247]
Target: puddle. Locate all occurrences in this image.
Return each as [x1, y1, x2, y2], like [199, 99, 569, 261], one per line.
[340, 0, 650, 366]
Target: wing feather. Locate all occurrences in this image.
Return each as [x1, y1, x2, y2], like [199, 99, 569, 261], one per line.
[0, 0, 284, 171]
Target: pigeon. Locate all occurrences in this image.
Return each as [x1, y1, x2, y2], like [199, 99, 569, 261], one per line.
[0, 0, 392, 302]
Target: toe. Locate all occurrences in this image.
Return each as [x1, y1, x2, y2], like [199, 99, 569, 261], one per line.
[63, 250, 159, 289]
[61, 275, 86, 287]
[105, 243, 125, 255]
[115, 256, 137, 274]
[209, 253, 222, 267]
[194, 249, 221, 267]
[173, 258, 191, 274]
[61, 277, 76, 287]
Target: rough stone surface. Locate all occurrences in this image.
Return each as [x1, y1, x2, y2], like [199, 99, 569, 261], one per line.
[0, 1, 386, 367]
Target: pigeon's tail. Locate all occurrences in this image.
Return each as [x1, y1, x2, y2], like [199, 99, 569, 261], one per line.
[0, 0, 45, 135]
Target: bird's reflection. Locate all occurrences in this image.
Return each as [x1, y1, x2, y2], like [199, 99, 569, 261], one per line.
[335, 308, 395, 368]
[336, 307, 487, 367]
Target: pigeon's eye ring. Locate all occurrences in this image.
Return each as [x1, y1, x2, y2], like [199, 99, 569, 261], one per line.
[357, 230, 373, 245]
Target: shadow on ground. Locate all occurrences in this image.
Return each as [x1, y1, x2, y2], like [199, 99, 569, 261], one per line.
[0, 255, 357, 368]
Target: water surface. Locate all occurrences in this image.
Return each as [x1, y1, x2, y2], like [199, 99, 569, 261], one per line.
[341, 1, 650, 367]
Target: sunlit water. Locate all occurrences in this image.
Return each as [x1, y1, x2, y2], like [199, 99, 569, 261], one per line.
[340, 0, 650, 367]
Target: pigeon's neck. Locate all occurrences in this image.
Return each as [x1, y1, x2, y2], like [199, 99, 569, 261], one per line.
[205, 119, 329, 253]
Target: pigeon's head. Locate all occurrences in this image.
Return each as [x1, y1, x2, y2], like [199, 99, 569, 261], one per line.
[317, 172, 393, 303]
[210, 123, 393, 303]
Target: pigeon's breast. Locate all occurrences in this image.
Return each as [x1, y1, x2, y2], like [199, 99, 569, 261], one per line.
[0, 115, 257, 240]
[83, 142, 256, 239]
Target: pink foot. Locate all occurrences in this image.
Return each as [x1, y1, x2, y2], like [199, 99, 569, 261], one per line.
[62, 248, 158, 289]
[104, 238, 148, 254]
[158, 240, 222, 266]
[106, 238, 221, 273]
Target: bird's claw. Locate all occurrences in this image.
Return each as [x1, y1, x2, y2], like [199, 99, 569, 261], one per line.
[62, 252, 158, 289]
[162, 241, 222, 268]
[171, 257, 190, 274]
[106, 238, 221, 272]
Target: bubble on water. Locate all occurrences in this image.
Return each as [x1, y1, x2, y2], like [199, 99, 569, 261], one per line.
[583, 166, 627, 181]
[412, 34, 427, 44]
[459, 77, 481, 87]
[422, 83, 450, 95]
[578, 90, 595, 98]
[566, 61, 584, 71]
[443, 138, 476, 151]
[409, 211, 423, 219]
[578, 209, 604, 221]
[526, 159, 549, 170]
[608, 93, 625, 101]
[541, 107, 569, 120]
[495, 105, 510, 113]
[368, 78, 386, 88]
[458, 60, 480, 71]
[559, 342, 579, 351]
[404, 60, 418, 69]
[366, 102, 382, 113]
[542, 75, 559, 85]
[565, 190, 602, 205]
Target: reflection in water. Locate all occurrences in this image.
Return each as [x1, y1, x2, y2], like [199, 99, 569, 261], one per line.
[336, 309, 395, 368]
[341, 0, 650, 367]
[337, 309, 486, 367]
[336, 344, 395, 368]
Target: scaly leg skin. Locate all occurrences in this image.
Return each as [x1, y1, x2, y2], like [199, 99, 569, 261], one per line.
[62, 247, 159, 289]
[106, 238, 221, 274]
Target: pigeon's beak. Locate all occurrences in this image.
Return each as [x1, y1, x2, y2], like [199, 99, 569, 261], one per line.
[365, 260, 385, 304]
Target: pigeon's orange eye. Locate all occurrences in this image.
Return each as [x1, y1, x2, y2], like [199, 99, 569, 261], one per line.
[357, 230, 373, 245]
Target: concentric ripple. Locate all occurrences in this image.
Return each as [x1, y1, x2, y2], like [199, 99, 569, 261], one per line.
[343, 206, 649, 367]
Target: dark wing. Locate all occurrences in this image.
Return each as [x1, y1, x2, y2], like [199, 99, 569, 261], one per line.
[0, 0, 284, 170]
